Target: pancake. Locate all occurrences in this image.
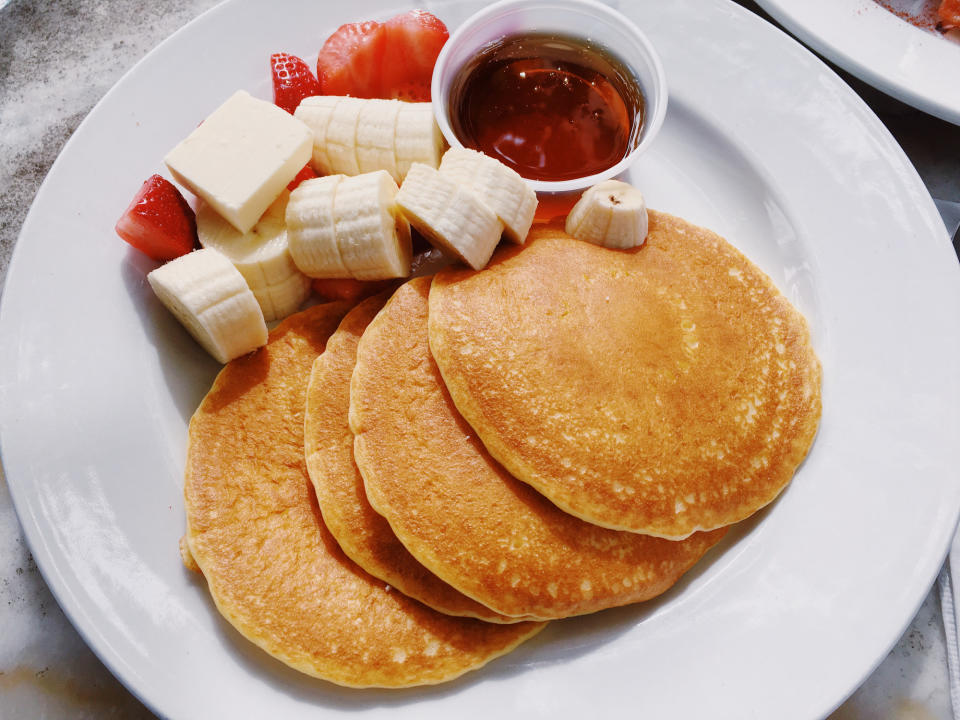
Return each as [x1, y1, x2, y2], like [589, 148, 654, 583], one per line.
[428, 215, 822, 539]
[350, 278, 726, 620]
[183, 303, 543, 688]
[304, 293, 525, 623]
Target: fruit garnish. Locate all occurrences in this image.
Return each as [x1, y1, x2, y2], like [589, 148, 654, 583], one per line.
[938, 0, 960, 30]
[147, 248, 267, 363]
[115, 174, 198, 261]
[287, 163, 319, 190]
[316, 10, 448, 101]
[395, 163, 502, 270]
[271, 52, 322, 114]
[565, 180, 648, 249]
[296, 95, 444, 181]
[381, 10, 450, 101]
[311, 277, 392, 302]
[287, 171, 412, 280]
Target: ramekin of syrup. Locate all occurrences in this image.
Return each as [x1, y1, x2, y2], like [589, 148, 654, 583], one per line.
[431, 0, 667, 217]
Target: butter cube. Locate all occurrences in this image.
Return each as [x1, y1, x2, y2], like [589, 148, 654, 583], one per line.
[165, 90, 312, 234]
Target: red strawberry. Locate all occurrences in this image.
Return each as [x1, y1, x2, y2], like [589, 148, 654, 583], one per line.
[938, 0, 960, 29]
[316, 20, 386, 99]
[287, 164, 318, 190]
[115, 174, 197, 261]
[316, 10, 448, 101]
[311, 278, 392, 302]
[381, 10, 449, 101]
[271, 52, 322, 113]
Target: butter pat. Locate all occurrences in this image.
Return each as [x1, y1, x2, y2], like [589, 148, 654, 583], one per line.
[165, 90, 312, 234]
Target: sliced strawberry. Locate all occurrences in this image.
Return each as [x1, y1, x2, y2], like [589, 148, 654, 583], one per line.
[316, 10, 448, 101]
[316, 20, 386, 98]
[271, 52, 322, 113]
[287, 164, 319, 190]
[311, 278, 392, 303]
[115, 175, 197, 261]
[938, 0, 960, 29]
[380, 10, 448, 101]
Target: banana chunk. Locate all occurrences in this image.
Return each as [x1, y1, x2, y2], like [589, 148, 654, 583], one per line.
[438, 148, 537, 244]
[395, 102, 446, 181]
[197, 190, 310, 322]
[294, 96, 337, 175]
[287, 171, 412, 280]
[147, 248, 267, 364]
[295, 96, 445, 183]
[286, 175, 350, 278]
[565, 180, 649, 249]
[396, 163, 504, 271]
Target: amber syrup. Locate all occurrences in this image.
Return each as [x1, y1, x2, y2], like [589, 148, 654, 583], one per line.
[449, 33, 645, 183]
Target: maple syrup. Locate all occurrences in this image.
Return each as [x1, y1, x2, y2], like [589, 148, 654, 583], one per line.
[449, 33, 645, 183]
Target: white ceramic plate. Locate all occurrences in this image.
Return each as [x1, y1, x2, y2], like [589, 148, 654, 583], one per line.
[753, 0, 960, 125]
[2, 0, 959, 718]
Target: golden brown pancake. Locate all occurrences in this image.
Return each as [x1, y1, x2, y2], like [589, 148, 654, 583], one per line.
[304, 293, 525, 623]
[183, 304, 543, 688]
[350, 278, 726, 620]
[428, 215, 822, 539]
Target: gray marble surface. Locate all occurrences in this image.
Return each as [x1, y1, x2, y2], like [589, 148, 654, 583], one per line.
[1, 1, 958, 719]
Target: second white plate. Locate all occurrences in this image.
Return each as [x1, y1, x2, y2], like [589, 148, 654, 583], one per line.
[754, 0, 960, 124]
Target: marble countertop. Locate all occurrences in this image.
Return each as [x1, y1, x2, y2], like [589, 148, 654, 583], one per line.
[1, 1, 959, 718]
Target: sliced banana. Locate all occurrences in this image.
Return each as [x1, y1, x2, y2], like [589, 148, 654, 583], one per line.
[295, 96, 444, 183]
[332, 171, 412, 280]
[438, 148, 537, 244]
[326, 98, 364, 176]
[394, 102, 446, 181]
[395, 163, 504, 271]
[197, 190, 311, 322]
[294, 96, 337, 174]
[287, 172, 412, 280]
[356, 100, 402, 179]
[565, 180, 649, 249]
[147, 248, 267, 364]
[286, 175, 350, 278]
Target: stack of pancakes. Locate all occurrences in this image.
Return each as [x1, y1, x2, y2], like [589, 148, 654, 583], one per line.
[181, 212, 822, 688]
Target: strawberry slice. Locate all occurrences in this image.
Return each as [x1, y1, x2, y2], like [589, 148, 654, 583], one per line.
[316, 20, 386, 99]
[316, 10, 448, 101]
[115, 174, 197, 261]
[271, 52, 322, 113]
[311, 278, 392, 302]
[381, 10, 449, 101]
[287, 164, 319, 190]
[938, 0, 960, 29]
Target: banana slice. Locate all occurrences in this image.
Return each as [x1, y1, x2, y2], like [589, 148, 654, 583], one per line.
[395, 102, 447, 181]
[395, 163, 503, 271]
[326, 98, 364, 176]
[295, 96, 443, 183]
[438, 148, 537, 244]
[287, 172, 412, 280]
[147, 248, 267, 364]
[332, 170, 412, 280]
[356, 99, 402, 180]
[294, 96, 338, 175]
[286, 175, 350, 278]
[565, 180, 649, 249]
[197, 191, 311, 322]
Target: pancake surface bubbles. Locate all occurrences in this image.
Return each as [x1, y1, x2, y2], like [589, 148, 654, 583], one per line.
[350, 278, 726, 620]
[304, 292, 521, 623]
[183, 304, 542, 688]
[428, 215, 822, 539]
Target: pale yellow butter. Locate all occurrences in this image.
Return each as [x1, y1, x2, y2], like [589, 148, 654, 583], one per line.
[165, 90, 312, 234]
